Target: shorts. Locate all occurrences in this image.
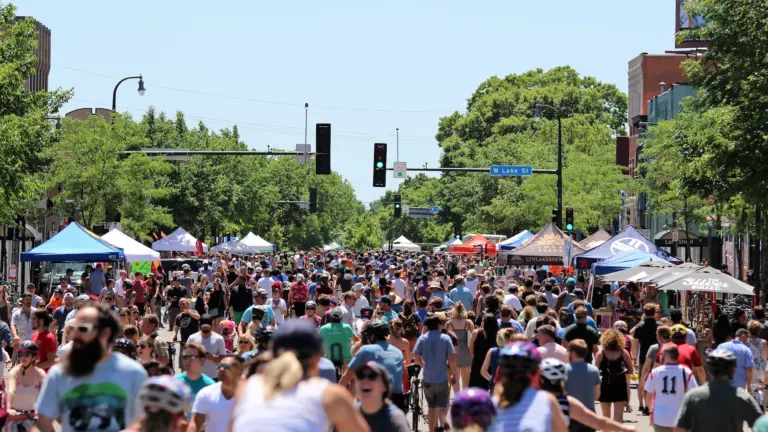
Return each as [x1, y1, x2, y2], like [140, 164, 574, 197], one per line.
[423, 381, 450, 409]
[653, 426, 675, 432]
[232, 310, 245, 324]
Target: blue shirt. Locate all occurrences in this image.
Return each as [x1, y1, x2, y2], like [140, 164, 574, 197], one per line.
[241, 304, 276, 327]
[175, 372, 215, 397]
[565, 361, 601, 411]
[449, 286, 474, 309]
[430, 291, 454, 308]
[497, 318, 525, 334]
[718, 340, 754, 388]
[414, 331, 455, 384]
[349, 342, 404, 393]
[567, 301, 594, 317]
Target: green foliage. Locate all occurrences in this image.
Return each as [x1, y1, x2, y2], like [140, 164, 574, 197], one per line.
[0, 3, 72, 224]
[344, 212, 384, 250]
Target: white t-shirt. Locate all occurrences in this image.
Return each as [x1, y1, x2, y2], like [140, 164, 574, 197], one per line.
[257, 277, 275, 299]
[269, 297, 287, 326]
[192, 382, 236, 432]
[465, 278, 479, 297]
[115, 279, 126, 297]
[503, 294, 523, 312]
[644, 364, 698, 427]
[353, 296, 370, 317]
[186, 332, 227, 378]
[11, 308, 34, 341]
[391, 278, 407, 299]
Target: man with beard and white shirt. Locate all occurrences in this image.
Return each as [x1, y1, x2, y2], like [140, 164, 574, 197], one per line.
[36, 302, 147, 432]
[186, 314, 227, 381]
[188, 355, 244, 432]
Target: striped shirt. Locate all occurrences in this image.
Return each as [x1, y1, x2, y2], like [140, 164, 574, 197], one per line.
[491, 387, 552, 432]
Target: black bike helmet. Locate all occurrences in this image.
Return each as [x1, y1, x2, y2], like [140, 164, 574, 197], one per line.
[360, 306, 374, 320]
[17, 341, 38, 354]
[366, 320, 390, 339]
[254, 326, 274, 344]
[114, 338, 137, 356]
[707, 349, 737, 375]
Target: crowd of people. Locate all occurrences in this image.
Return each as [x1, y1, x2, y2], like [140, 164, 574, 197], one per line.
[2, 249, 768, 431]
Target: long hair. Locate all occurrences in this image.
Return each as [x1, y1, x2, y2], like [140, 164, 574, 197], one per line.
[453, 301, 467, 319]
[482, 313, 499, 347]
[494, 365, 534, 408]
[261, 351, 306, 400]
[390, 318, 404, 339]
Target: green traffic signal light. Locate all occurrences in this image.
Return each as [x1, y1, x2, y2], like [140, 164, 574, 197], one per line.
[376, 161, 384, 169]
[395, 204, 401, 208]
[566, 223, 573, 231]
[455, 235, 460, 239]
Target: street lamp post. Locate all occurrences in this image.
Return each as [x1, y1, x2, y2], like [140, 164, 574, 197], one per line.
[112, 75, 145, 117]
[534, 103, 563, 229]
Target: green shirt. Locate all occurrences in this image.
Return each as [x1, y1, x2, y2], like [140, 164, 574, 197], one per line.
[319, 322, 356, 363]
[175, 371, 215, 397]
[380, 310, 398, 325]
[675, 380, 761, 432]
[754, 415, 768, 432]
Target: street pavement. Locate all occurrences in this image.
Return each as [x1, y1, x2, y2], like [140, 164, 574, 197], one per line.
[156, 323, 654, 432]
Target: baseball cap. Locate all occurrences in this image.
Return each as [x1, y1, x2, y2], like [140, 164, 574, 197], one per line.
[52, 287, 62, 294]
[63, 293, 74, 301]
[566, 277, 577, 285]
[330, 307, 345, 320]
[573, 288, 585, 297]
[255, 288, 268, 297]
[271, 319, 324, 361]
[352, 283, 364, 291]
[75, 294, 90, 303]
[377, 295, 392, 305]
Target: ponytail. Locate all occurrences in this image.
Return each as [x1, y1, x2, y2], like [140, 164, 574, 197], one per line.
[453, 301, 466, 318]
[494, 369, 532, 409]
[262, 351, 304, 400]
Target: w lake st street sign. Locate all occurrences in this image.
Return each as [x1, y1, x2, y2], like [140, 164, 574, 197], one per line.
[490, 165, 533, 177]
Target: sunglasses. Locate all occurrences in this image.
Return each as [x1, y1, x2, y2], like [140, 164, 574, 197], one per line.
[182, 354, 201, 360]
[355, 370, 380, 381]
[216, 363, 233, 371]
[131, 311, 140, 315]
[119, 313, 128, 317]
[18, 351, 35, 358]
[238, 340, 251, 345]
[73, 323, 96, 334]
[137, 344, 149, 349]
[104, 297, 114, 301]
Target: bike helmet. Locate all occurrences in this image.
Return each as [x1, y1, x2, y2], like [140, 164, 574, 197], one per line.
[219, 320, 236, 330]
[707, 349, 737, 375]
[17, 341, 38, 354]
[254, 326, 274, 344]
[366, 320, 390, 339]
[139, 375, 193, 414]
[305, 300, 317, 309]
[360, 306, 374, 320]
[114, 338, 137, 355]
[498, 341, 541, 373]
[540, 358, 568, 384]
[450, 387, 497, 430]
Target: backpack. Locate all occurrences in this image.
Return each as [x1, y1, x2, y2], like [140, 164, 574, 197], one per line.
[401, 313, 420, 340]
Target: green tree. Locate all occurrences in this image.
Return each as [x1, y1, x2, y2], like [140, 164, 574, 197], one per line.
[0, 4, 72, 224]
[344, 212, 384, 250]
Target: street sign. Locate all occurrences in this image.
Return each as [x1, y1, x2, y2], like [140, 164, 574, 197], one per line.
[407, 207, 436, 219]
[429, 206, 440, 214]
[393, 162, 407, 179]
[296, 144, 311, 164]
[489, 165, 532, 177]
[403, 204, 410, 215]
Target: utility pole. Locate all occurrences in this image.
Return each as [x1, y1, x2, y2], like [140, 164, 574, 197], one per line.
[534, 103, 563, 228]
[396, 128, 400, 162]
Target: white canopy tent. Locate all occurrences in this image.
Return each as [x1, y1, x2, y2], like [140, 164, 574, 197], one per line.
[388, 235, 421, 252]
[323, 242, 341, 251]
[151, 227, 208, 253]
[103, 229, 161, 262]
[210, 239, 257, 253]
[240, 232, 274, 253]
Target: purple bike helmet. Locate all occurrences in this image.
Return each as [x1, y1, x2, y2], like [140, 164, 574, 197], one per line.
[450, 387, 497, 430]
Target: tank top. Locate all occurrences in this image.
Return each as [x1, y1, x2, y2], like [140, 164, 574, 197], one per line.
[231, 376, 331, 432]
[556, 393, 570, 426]
[491, 387, 552, 432]
[13, 370, 41, 411]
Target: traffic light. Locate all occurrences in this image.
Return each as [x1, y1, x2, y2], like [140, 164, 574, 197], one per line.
[315, 123, 331, 175]
[551, 208, 558, 224]
[373, 143, 387, 187]
[309, 187, 317, 213]
[394, 194, 402, 218]
[565, 207, 574, 231]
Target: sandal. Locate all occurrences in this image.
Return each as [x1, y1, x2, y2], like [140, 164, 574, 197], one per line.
[625, 403, 633, 413]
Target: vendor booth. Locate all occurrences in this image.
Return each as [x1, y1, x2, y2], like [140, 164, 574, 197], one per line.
[591, 249, 671, 276]
[573, 226, 677, 270]
[239, 232, 275, 253]
[507, 223, 584, 265]
[102, 229, 160, 263]
[498, 230, 534, 252]
[21, 222, 125, 263]
[450, 233, 496, 256]
[579, 229, 612, 250]
[388, 236, 421, 253]
[152, 227, 208, 253]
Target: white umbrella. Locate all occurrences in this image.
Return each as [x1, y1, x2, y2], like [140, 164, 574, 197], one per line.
[656, 266, 755, 295]
[599, 260, 675, 282]
[636, 262, 701, 284]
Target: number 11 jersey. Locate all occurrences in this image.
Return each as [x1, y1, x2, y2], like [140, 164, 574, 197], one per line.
[644, 364, 699, 427]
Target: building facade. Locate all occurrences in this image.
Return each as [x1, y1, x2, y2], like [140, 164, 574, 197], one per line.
[18, 17, 51, 92]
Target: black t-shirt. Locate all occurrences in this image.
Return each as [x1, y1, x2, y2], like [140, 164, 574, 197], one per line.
[174, 311, 199, 342]
[360, 404, 409, 432]
[731, 320, 747, 336]
[536, 269, 548, 283]
[230, 284, 253, 312]
[563, 323, 600, 363]
[633, 318, 662, 363]
[166, 286, 188, 309]
[340, 274, 354, 293]
[226, 270, 238, 285]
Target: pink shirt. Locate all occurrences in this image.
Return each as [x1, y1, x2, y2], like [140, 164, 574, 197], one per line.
[538, 342, 569, 363]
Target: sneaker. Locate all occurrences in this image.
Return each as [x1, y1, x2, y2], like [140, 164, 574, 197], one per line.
[640, 406, 649, 416]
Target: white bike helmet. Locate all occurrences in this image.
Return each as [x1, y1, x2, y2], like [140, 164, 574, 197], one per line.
[540, 358, 568, 383]
[139, 376, 193, 414]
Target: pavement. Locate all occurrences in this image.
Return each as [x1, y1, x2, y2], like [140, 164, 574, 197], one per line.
[155, 323, 654, 432]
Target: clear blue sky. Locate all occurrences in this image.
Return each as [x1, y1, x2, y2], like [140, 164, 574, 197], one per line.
[18, 0, 675, 205]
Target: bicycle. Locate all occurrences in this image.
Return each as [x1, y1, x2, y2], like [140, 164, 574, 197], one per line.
[329, 342, 344, 383]
[406, 363, 425, 432]
[6, 409, 37, 432]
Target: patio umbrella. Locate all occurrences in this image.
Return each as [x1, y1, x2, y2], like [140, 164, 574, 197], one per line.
[635, 262, 701, 284]
[598, 260, 675, 282]
[656, 266, 755, 295]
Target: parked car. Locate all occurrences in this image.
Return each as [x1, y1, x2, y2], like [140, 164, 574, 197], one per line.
[40, 262, 86, 293]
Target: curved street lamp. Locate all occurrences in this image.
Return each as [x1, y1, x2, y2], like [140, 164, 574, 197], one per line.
[112, 75, 145, 114]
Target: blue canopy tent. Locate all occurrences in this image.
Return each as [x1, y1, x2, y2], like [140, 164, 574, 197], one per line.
[21, 222, 125, 262]
[591, 249, 671, 276]
[498, 230, 534, 251]
[573, 225, 677, 270]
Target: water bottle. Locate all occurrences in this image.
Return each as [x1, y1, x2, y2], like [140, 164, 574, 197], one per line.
[759, 389, 764, 407]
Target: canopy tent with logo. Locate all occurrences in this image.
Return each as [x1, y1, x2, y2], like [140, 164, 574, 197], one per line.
[102, 229, 161, 263]
[151, 227, 208, 253]
[591, 249, 671, 276]
[21, 222, 125, 262]
[498, 230, 534, 252]
[579, 229, 612, 250]
[387, 235, 421, 253]
[573, 225, 677, 269]
[507, 223, 584, 266]
[450, 233, 496, 256]
[598, 260, 676, 282]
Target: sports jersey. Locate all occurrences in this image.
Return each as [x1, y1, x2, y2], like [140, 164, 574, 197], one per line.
[644, 364, 698, 427]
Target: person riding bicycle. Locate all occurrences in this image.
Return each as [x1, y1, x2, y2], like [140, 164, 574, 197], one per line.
[450, 387, 497, 432]
[319, 307, 358, 372]
[127, 375, 193, 432]
[491, 341, 567, 432]
[538, 358, 635, 432]
[6, 341, 45, 432]
[342, 320, 406, 412]
[114, 337, 138, 360]
[242, 326, 274, 362]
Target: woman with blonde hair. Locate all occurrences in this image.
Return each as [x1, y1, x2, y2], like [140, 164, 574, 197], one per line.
[230, 320, 368, 431]
[480, 327, 518, 391]
[594, 328, 632, 422]
[446, 301, 475, 392]
[519, 306, 536, 327]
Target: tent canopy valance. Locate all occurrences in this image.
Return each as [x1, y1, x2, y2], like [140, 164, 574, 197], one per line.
[573, 226, 677, 269]
[21, 222, 125, 262]
[508, 223, 583, 265]
[152, 227, 208, 253]
[210, 232, 274, 253]
[102, 229, 160, 263]
[591, 249, 671, 276]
